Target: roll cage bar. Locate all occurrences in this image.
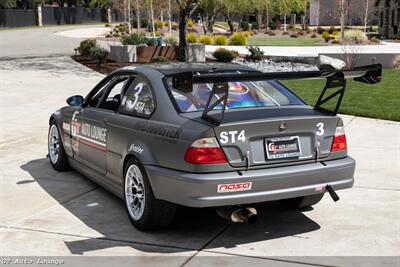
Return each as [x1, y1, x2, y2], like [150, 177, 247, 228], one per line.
[171, 64, 382, 125]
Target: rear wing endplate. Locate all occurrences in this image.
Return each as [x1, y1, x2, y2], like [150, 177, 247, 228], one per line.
[172, 64, 382, 125]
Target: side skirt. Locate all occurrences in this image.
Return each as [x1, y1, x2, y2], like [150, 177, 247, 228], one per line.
[69, 157, 124, 199]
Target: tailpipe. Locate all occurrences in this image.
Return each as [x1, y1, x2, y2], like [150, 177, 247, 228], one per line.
[216, 206, 258, 224]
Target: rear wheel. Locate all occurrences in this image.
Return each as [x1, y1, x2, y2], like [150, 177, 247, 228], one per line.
[48, 121, 70, 171]
[124, 158, 176, 230]
[279, 194, 324, 209]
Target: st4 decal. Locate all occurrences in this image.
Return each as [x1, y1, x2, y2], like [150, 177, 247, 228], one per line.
[220, 130, 246, 144]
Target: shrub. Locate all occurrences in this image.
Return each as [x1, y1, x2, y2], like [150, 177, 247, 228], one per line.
[322, 31, 330, 42]
[164, 21, 169, 27]
[155, 20, 164, 29]
[317, 27, 324, 34]
[113, 33, 120, 38]
[393, 55, 400, 69]
[240, 21, 250, 31]
[370, 37, 380, 43]
[242, 31, 251, 38]
[151, 56, 169, 63]
[213, 35, 228, 45]
[105, 33, 112, 38]
[187, 18, 194, 28]
[282, 31, 289, 35]
[199, 35, 213, 45]
[164, 35, 178, 46]
[328, 26, 335, 34]
[310, 33, 317, 38]
[132, 18, 148, 28]
[121, 32, 147, 45]
[268, 21, 277, 30]
[229, 32, 247, 45]
[288, 24, 295, 30]
[297, 30, 304, 35]
[78, 39, 97, 57]
[105, 23, 111, 27]
[155, 31, 161, 37]
[187, 32, 197, 43]
[146, 38, 158, 46]
[251, 21, 259, 30]
[212, 48, 236, 62]
[344, 30, 368, 44]
[245, 46, 264, 61]
[290, 33, 298, 38]
[268, 31, 276, 36]
[89, 46, 108, 66]
[331, 39, 342, 44]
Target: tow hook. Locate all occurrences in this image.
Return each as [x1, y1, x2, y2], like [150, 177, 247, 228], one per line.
[326, 184, 340, 202]
[216, 206, 258, 224]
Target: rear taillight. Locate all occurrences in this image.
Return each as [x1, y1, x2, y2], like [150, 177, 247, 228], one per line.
[184, 138, 227, 164]
[331, 126, 347, 152]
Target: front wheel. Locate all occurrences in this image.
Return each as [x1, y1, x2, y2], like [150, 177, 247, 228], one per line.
[124, 158, 176, 230]
[48, 121, 70, 171]
[279, 194, 324, 209]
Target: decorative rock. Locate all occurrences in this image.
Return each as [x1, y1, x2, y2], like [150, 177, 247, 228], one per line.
[233, 58, 319, 73]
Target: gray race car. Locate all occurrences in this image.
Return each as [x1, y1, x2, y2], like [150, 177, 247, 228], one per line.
[48, 63, 382, 230]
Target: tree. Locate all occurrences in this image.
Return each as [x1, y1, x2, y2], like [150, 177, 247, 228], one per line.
[176, 0, 199, 62]
[337, 0, 349, 41]
[0, 0, 17, 9]
[198, 0, 223, 34]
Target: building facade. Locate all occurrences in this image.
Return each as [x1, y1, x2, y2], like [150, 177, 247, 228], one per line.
[375, 0, 400, 38]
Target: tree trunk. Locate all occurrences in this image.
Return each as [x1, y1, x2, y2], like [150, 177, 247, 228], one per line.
[363, 0, 369, 33]
[150, 0, 155, 37]
[283, 14, 287, 31]
[226, 16, 234, 34]
[340, 0, 346, 41]
[168, 0, 172, 36]
[178, 8, 188, 61]
[257, 11, 262, 29]
[207, 15, 214, 34]
[201, 14, 208, 34]
[136, 0, 140, 32]
[128, 0, 132, 34]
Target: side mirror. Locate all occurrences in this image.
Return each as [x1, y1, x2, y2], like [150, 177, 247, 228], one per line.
[66, 95, 84, 106]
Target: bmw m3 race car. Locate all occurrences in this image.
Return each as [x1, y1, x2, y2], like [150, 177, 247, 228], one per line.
[48, 63, 382, 230]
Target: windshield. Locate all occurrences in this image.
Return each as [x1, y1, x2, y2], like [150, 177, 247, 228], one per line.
[166, 79, 305, 113]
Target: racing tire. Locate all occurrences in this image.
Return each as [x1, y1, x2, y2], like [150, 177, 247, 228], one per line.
[124, 158, 176, 231]
[279, 193, 324, 209]
[48, 121, 70, 171]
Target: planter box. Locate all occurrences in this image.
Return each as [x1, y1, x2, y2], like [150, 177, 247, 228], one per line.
[136, 46, 177, 63]
[109, 45, 136, 63]
[187, 44, 205, 62]
[109, 44, 177, 63]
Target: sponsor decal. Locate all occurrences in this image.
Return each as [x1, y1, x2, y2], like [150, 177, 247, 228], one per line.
[128, 143, 144, 154]
[134, 121, 182, 140]
[217, 182, 252, 193]
[70, 111, 107, 152]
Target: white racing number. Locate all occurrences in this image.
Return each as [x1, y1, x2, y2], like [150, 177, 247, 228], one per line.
[124, 83, 144, 112]
[316, 122, 324, 136]
[220, 130, 246, 144]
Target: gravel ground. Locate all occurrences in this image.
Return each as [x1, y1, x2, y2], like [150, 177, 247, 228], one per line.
[233, 58, 320, 72]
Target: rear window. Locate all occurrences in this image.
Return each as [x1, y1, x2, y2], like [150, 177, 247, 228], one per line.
[166, 79, 305, 113]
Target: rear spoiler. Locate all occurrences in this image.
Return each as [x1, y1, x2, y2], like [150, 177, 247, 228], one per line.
[171, 64, 382, 125]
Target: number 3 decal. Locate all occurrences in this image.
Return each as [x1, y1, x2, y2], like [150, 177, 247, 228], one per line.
[316, 122, 324, 136]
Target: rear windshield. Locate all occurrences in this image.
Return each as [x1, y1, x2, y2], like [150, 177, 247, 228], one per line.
[166, 78, 305, 113]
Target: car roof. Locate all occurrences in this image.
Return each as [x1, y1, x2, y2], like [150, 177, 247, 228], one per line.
[122, 62, 260, 76]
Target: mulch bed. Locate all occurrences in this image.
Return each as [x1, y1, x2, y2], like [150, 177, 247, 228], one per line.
[71, 55, 136, 75]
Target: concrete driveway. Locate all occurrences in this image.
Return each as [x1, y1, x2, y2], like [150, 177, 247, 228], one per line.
[0, 25, 109, 58]
[0, 57, 399, 266]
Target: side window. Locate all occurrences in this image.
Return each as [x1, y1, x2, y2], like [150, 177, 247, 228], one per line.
[120, 78, 155, 117]
[98, 76, 130, 111]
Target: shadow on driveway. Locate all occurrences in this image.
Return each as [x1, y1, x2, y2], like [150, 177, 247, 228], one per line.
[20, 158, 320, 254]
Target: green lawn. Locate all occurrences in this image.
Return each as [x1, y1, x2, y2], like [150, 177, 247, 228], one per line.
[248, 35, 327, 46]
[282, 69, 400, 121]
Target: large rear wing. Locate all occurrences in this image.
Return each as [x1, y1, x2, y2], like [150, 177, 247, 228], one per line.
[171, 64, 382, 125]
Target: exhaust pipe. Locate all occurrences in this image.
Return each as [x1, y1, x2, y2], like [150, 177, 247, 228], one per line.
[216, 206, 258, 224]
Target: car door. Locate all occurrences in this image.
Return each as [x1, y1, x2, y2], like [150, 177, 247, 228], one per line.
[72, 74, 130, 175]
[104, 74, 156, 186]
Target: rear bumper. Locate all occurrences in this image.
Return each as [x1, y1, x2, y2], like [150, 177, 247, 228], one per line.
[145, 157, 355, 207]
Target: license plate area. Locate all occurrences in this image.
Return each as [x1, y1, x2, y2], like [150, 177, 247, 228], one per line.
[265, 136, 301, 160]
